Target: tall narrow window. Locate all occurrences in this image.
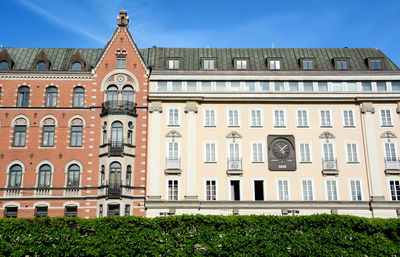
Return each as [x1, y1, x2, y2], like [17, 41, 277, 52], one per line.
[346, 143, 358, 163]
[127, 130, 133, 145]
[320, 110, 332, 127]
[299, 143, 311, 163]
[343, 110, 355, 127]
[17, 86, 30, 107]
[380, 109, 392, 126]
[124, 205, 130, 216]
[228, 109, 239, 127]
[278, 180, 289, 201]
[250, 109, 262, 127]
[326, 180, 338, 201]
[168, 109, 179, 126]
[8, 164, 22, 188]
[122, 85, 134, 102]
[322, 143, 335, 161]
[204, 109, 216, 127]
[13, 125, 26, 147]
[205, 143, 216, 163]
[350, 180, 362, 201]
[206, 180, 216, 200]
[109, 162, 121, 187]
[38, 164, 51, 187]
[106, 86, 118, 102]
[126, 166, 132, 186]
[302, 180, 313, 201]
[73, 87, 85, 107]
[389, 180, 400, 201]
[45, 87, 58, 107]
[117, 57, 126, 69]
[168, 180, 178, 200]
[274, 110, 285, 127]
[70, 126, 83, 147]
[229, 143, 240, 161]
[168, 142, 179, 160]
[297, 110, 308, 127]
[384, 142, 397, 161]
[42, 126, 55, 147]
[111, 121, 123, 143]
[67, 164, 80, 187]
[252, 143, 263, 163]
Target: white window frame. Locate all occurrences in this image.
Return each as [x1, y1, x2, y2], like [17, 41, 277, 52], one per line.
[342, 109, 355, 127]
[380, 109, 393, 127]
[166, 179, 180, 201]
[298, 142, 312, 163]
[301, 179, 314, 201]
[319, 109, 332, 127]
[227, 109, 240, 127]
[167, 141, 180, 160]
[167, 108, 180, 126]
[203, 109, 217, 127]
[296, 109, 309, 127]
[250, 109, 263, 127]
[321, 142, 336, 160]
[251, 142, 264, 163]
[251, 178, 267, 201]
[349, 179, 363, 201]
[325, 180, 339, 201]
[345, 142, 359, 163]
[269, 60, 281, 70]
[388, 179, 400, 201]
[168, 59, 180, 70]
[228, 142, 241, 161]
[383, 142, 398, 161]
[276, 179, 290, 201]
[204, 142, 217, 163]
[273, 109, 286, 127]
[204, 178, 218, 201]
[236, 59, 248, 70]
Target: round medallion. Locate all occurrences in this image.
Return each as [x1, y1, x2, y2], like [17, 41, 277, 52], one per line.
[116, 74, 126, 83]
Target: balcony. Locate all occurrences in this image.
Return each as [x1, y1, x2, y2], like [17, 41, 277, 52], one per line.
[165, 158, 181, 174]
[101, 100, 137, 117]
[227, 158, 243, 175]
[322, 158, 338, 175]
[384, 157, 400, 175]
[107, 181, 122, 198]
[109, 141, 124, 156]
[6, 187, 21, 197]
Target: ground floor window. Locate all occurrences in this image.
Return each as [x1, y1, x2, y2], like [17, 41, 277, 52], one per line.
[107, 204, 120, 216]
[65, 206, 78, 217]
[35, 206, 48, 217]
[5, 206, 18, 218]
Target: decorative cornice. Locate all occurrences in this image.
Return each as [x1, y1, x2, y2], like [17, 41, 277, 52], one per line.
[361, 102, 375, 113]
[166, 130, 182, 138]
[149, 101, 162, 113]
[0, 73, 92, 81]
[381, 131, 397, 139]
[184, 101, 198, 113]
[319, 131, 335, 140]
[226, 131, 242, 139]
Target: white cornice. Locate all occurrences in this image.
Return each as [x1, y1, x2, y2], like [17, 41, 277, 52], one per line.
[0, 73, 93, 81]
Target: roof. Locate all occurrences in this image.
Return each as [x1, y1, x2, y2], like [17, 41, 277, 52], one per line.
[0, 47, 399, 72]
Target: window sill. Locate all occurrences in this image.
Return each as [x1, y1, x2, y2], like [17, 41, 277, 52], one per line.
[297, 125, 309, 128]
[167, 124, 180, 127]
[250, 125, 263, 128]
[320, 126, 333, 128]
[10, 146, 27, 149]
[381, 125, 394, 127]
[299, 161, 312, 164]
[251, 161, 264, 164]
[228, 125, 240, 128]
[343, 126, 356, 128]
[274, 126, 286, 128]
[39, 146, 55, 149]
[67, 146, 84, 149]
[204, 125, 216, 128]
[204, 162, 217, 164]
[346, 162, 360, 164]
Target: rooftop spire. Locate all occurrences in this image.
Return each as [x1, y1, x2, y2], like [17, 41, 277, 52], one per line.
[117, 10, 129, 27]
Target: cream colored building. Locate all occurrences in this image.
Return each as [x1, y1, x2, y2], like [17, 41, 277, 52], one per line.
[145, 48, 400, 218]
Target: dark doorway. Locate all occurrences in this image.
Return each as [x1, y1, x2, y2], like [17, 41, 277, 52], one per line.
[254, 180, 264, 200]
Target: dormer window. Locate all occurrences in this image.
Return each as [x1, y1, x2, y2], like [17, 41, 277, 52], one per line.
[335, 58, 349, 70]
[235, 59, 248, 70]
[369, 58, 383, 70]
[267, 59, 282, 70]
[117, 57, 126, 69]
[0, 60, 8, 70]
[202, 58, 216, 70]
[168, 59, 180, 70]
[72, 62, 82, 71]
[301, 59, 315, 70]
[37, 61, 46, 71]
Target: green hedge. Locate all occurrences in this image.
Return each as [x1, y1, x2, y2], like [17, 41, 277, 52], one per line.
[0, 214, 399, 256]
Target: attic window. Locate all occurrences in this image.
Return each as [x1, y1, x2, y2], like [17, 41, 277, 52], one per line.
[235, 59, 248, 70]
[37, 61, 46, 71]
[72, 62, 82, 71]
[267, 59, 282, 70]
[168, 59, 180, 70]
[335, 59, 349, 70]
[301, 59, 315, 70]
[0, 60, 8, 70]
[369, 58, 383, 70]
[202, 58, 216, 70]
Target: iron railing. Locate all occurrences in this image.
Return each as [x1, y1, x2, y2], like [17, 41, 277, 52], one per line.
[101, 100, 136, 116]
[322, 158, 338, 171]
[384, 157, 400, 170]
[166, 158, 181, 170]
[227, 158, 242, 171]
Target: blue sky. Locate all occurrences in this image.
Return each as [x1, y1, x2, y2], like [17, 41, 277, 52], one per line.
[0, 0, 399, 66]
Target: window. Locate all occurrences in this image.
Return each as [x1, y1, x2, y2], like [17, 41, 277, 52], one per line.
[350, 180, 362, 201]
[380, 109, 392, 126]
[168, 142, 179, 160]
[72, 62, 82, 71]
[201, 81, 211, 91]
[126, 166, 132, 186]
[389, 180, 400, 201]
[320, 110, 332, 127]
[326, 180, 338, 201]
[392, 81, 400, 91]
[322, 143, 335, 161]
[106, 86, 119, 102]
[362, 82, 372, 91]
[107, 204, 120, 216]
[369, 59, 382, 70]
[65, 206, 78, 217]
[260, 82, 270, 91]
[187, 81, 197, 91]
[72, 87, 85, 107]
[302, 59, 314, 70]
[204, 109, 216, 127]
[0, 60, 8, 70]
[269, 59, 281, 70]
[336, 59, 349, 70]
[302, 180, 313, 201]
[297, 110, 308, 127]
[377, 82, 387, 91]
[228, 109, 239, 127]
[168, 59, 180, 69]
[277, 180, 289, 201]
[299, 143, 311, 163]
[4, 206, 18, 218]
[230, 180, 240, 201]
[230, 81, 240, 91]
[215, 81, 226, 91]
[250, 109, 262, 127]
[122, 86, 134, 102]
[205, 143, 216, 163]
[347, 82, 357, 91]
[235, 59, 248, 70]
[35, 206, 48, 217]
[13, 125, 26, 147]
[17, 86, 30, 107]
[168, 109, 179, 126]
[37, 61, 46, 71]
[244, 81, 255, 91]
[67, 164, 80, 187]
[124, 205, 130, 216]
[254, 181, 264, 200]
[206, 180, 216, 200]
[251, 143, 263, 163]
[117, 57, 126, 68]
[203, 59, 216, 70]
[38, 164, 51, 187]
[42, 125, 55, 147]
[157, 81, 167, 91]
[168, 180, 178, 200]
[303, 82, 313, 91]
[274, 110, 285, 127]
[346, 143, 358, 163]
[274, 82, 284, 91]
[111, 121, 123, 143]
[343, 110, 355, 127]
[384, 142, 397, 161]
[109, 162, 121, 187]
[172, 81, 182, 91]
[9, 164, 22, 188]
[332, 82, 343, 91]
[289, 82, 299, 91]
[229, 143, 240, 161]
[45, 87, 58, 107]
[127, 130, 133, 145]
[318, 82, 328, 91]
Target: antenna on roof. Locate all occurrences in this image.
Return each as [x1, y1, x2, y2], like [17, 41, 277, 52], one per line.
[272, 42, 275, 49]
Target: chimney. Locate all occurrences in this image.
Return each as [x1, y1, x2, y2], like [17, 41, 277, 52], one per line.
[117, 10, 129, 26]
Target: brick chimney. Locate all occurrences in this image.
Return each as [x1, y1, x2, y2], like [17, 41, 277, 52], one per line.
[117, 10, 129, 26]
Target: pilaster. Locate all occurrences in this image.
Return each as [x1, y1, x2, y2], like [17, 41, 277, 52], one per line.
[184, 101, 198, 200]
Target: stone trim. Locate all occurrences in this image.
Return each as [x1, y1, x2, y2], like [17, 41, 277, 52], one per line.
[361, 102, 375, 113]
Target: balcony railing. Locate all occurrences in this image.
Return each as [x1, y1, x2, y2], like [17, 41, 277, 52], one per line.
[166, 158, 181, 171]
[108, 141, 124, 156]
[322, 158, 338, 175]
[384, 157, 400, 173]
[227, 158, 242, 171]
[107, 181, 122, 197]
[101, 100, 137, 116]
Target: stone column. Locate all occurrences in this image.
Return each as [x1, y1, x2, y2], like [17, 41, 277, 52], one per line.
[185, 101, 198, 200]
[361, 102, 385, 200]
[147, 101, 162, 200]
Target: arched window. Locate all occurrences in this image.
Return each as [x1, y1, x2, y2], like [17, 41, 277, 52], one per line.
[109, 162, 121, 186]
[42, 118, 56, 147]
[13, 124, 27, 147]
[17, 86, 30, 107]
[38, 164, 52, 187]
[67, 164, 80, 187]
[37, 61, 46, 71]
[111, 121, 123, 143]
[126, 165, 132, 186]
[0, 60, 8, 70]
[45, 87, 58, 107]
[9, 164, 22, 188]
[72, 87, 84, 107]
[106, 85, 118, 102]
[72, 62, 82, 71]
[122, 85, 134, 102]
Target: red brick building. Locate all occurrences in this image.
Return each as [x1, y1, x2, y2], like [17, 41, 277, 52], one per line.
[0, 11, 148, 217]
